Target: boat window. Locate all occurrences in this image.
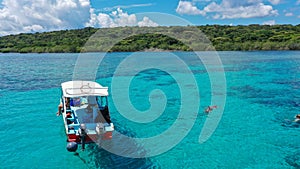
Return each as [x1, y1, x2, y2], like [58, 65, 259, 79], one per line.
[97, 96, 108, 109]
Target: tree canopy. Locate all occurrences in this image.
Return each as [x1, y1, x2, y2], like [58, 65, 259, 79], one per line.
[0, 25, 299, 53]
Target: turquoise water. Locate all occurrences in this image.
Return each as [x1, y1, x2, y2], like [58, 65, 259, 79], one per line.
[0, 51, 299, 168]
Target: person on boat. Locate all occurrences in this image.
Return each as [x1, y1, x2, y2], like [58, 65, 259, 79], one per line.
[66, 111, 72, 118]
[56, 103, 63, 116]
[204, 105, 217, 114]
[79, 124, 87, 151]
[56, 97, 70, 116]
[294, 114, 300, 123]
[66, 111, 74, 124]
[65, 98, 70, 109]
[70, 97, 81, 107]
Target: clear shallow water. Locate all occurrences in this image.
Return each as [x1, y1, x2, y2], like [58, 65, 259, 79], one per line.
[0, 51, 299, 168]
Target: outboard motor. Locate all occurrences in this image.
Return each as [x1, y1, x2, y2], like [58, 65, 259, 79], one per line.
[66, 142, 78, 152]
[96, 123, 105, 135]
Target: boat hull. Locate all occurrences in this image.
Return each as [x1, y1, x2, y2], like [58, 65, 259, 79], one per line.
[66, 131, 113, 143]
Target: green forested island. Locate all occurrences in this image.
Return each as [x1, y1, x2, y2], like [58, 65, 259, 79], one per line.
[0, 25, 299, 53]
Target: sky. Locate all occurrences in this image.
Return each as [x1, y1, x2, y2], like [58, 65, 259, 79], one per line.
[0, 0, 299, 36]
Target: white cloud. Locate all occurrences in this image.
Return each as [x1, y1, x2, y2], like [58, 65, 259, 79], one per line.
[268, 0, 281, 5]
[263, 20, 276, 25]
[96, 13, 116, 28]
[0, 1, 158, 36]
[87, 8, 159, 28]
[176, 1, 206, 15]
[23, 24, 44, 32]
[176, 0, 278, 19]
[103, 3, 154, 12]
[0, 0, 91, 36]
[285, 12, 293, 17]
[204, 2, 278, 19]
[86, 8, 98, 27]
[297, 0, 300, 5]
[111, 8, 137, 27]
[138, 17, 159, 27]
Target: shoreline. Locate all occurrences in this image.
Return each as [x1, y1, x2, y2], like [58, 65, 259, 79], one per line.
[1, 49, 300, 54]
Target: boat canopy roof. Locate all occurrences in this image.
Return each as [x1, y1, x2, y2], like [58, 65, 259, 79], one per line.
[61, 81, 108, 97]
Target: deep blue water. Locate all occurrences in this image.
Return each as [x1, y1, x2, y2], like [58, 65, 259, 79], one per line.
[0, 51, 299, 168]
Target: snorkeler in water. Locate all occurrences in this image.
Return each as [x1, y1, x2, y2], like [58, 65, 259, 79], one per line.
[204, 105, 217, 114]
[294, 114, 300, 123]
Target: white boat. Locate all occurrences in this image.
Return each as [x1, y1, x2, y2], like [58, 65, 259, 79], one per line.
[57, 81, 114, 151]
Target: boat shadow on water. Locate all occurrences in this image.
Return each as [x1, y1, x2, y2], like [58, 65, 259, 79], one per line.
[72, 122, 160, 169]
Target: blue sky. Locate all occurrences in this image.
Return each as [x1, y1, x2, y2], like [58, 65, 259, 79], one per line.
[0, 0, 299, 36]
[91, 0, 300, 25]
